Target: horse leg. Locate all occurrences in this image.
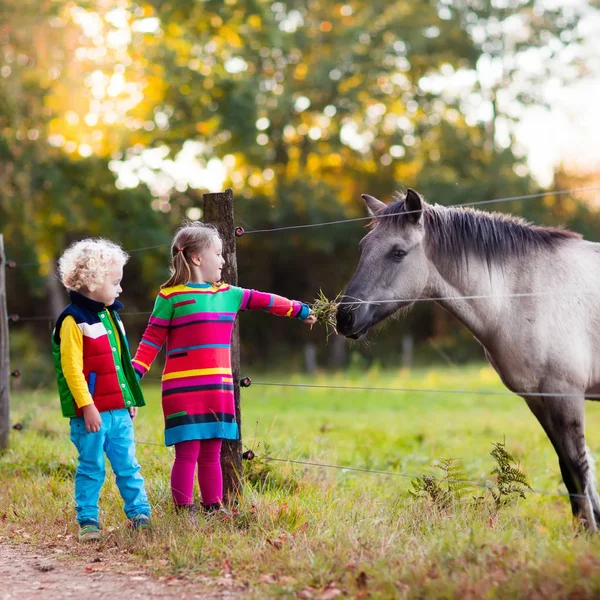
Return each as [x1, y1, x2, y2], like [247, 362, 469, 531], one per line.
[524, 395, 600, 531]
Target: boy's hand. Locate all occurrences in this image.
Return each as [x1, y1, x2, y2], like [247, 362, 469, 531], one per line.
[304, 313, 318, 326]
[82, 404, 102, 433]
[129, 407, 138, 420]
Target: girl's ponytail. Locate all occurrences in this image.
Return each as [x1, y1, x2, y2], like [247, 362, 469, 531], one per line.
[161, 247, 193, 289]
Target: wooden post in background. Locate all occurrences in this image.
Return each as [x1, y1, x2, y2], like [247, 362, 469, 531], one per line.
[202, 188, 242, 504]
[0, 235, 10, 451]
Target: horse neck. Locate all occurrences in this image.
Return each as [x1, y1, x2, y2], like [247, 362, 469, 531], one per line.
[423, 250, 505, 343]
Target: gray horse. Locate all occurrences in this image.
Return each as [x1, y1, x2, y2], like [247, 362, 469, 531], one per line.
[336, 188, 600, 530]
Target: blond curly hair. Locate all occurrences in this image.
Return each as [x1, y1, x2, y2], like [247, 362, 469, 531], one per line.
[58, 238, 129, 292]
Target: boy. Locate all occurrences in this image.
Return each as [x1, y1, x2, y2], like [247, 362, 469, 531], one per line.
[52, 239, 151, 541]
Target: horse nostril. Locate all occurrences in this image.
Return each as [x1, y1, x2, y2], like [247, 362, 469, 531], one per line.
[336, 303, 354, 333]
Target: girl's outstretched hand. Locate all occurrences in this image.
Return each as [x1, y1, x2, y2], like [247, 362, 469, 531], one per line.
[304, 312, 318, 326]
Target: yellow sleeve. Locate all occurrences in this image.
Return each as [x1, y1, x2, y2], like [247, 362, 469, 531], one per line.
[60, 316, 94, 409]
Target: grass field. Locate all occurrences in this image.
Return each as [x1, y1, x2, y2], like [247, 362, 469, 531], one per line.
[2, 365, 600, 598]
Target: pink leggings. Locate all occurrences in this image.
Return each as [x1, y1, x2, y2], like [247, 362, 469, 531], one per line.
[171, 439, 223, 506]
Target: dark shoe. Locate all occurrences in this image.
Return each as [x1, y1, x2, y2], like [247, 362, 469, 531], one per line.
[129, 514, 152, 530]
[174, 503, 199, 515]
[203, 502, 234, 518]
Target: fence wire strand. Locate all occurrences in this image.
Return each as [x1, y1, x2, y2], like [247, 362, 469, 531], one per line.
[241, 186, 600, 234]
[11, 427, 578, 500]
[249, 380, 600, 399]
[9, 289, 597, 322]
[5, 186, 600, 267]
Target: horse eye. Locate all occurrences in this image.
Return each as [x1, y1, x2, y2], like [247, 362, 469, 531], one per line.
[391, 249, 406, 260]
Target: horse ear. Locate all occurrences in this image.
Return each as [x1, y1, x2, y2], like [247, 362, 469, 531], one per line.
[362, 194, 387, 216]
[405, 188, 423, 224]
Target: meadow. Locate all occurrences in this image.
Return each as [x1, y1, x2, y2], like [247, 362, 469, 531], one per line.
[2, 365, 600, 598]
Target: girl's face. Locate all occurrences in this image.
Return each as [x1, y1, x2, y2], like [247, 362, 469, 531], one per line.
[88, 264, 123, 306]
[199, 237, 225, 283]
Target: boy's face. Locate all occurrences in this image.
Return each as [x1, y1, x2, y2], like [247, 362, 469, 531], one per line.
[87, 264, 123, 306]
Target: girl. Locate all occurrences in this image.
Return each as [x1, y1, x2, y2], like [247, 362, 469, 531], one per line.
[52, 239, 151, 541]
[132, 222, 316, 512]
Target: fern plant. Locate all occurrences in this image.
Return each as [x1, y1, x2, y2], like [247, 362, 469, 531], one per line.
[410, 440, 532, 515]
[486, 440, 532, 510]
[409, 458, 471, 510]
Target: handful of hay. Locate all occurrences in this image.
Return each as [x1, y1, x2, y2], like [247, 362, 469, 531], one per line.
[310, 289, 340, 341]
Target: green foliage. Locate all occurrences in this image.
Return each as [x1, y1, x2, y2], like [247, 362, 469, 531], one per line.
[243, 443, 300, 495]
[2, 0, 599, 369]
[486, 440, 533, 511]
[411, 439, 532, 515]
[409, 458, 472, 510]
[310, 289, 340, 342]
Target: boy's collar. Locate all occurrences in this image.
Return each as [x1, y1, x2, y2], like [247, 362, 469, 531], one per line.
[69, 290, 124, 313]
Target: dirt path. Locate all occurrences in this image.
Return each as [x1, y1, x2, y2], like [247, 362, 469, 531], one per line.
[0, 544, 246, 600]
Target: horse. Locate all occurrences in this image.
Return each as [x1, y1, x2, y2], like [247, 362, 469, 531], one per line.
[336, 188, 600, 530]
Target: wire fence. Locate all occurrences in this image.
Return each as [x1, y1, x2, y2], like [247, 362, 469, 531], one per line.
[7, 368, 600, 400]
[4, 186, 600, 269]
[4, 184, 600, 506]
[7, 424, 583, 500]
[240, 185, 600, 234]
[248, 381, 600, 399]
[7, 289, 598, 323]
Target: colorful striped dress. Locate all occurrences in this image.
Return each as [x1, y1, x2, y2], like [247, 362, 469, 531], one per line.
[132, 283, 310, 446]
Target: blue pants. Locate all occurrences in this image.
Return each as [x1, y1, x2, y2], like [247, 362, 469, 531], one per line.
[70, 408, 150, 524]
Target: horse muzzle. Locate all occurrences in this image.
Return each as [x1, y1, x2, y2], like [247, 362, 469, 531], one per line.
[336, 298, 372, 339]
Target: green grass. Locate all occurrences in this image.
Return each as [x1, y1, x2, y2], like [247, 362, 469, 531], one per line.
[2, 365, 600, 598]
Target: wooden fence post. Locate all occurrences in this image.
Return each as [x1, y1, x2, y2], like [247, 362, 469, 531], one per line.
[202, 188, 242, 504]
[0, 235, 10, 451]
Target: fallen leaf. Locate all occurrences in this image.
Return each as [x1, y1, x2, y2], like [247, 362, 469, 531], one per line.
[299, 588, 317, 599]
[258, 573, 278, 584]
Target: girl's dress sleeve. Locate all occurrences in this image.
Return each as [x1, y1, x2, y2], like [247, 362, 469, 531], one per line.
[239, 288, 310, 320]
[132, 293, 174, 378]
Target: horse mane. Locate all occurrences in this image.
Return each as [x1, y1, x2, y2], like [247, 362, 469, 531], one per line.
[375, 192, 582, 267]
